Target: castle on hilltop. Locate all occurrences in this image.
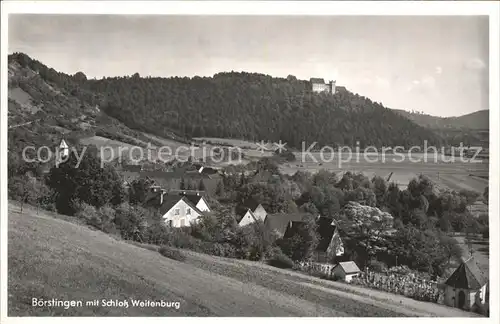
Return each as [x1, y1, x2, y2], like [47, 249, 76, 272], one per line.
[310, 78, 335, 93]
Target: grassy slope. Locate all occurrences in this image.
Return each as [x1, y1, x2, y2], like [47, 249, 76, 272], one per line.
[8, 202, 479, 317]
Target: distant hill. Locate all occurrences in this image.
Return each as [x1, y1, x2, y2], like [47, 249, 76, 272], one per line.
[87, 73, 445, 148]
[8, 52, 444, 151]
[394, 109, 489, 130]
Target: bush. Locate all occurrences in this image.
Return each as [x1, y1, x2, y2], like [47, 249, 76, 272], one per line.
[208, 242, 238, 258]
[97, 205, 117, 233]
[75, 203, 99, 226]
[146, 223, 172, 245]
[266, 249, 294, 269]
[159, 246, 187, 262]
[114, 203, 148, 241]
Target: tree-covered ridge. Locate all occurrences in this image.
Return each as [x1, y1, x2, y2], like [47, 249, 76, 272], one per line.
[9, 52, 443, 149]
[7, 53, 169, 159]
[89, 72, 443, 148]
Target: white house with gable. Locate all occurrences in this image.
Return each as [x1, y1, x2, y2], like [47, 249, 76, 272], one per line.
[238, 201, 267, 226]
[160, 195, 206, 228]
[180, 191, 211, 213]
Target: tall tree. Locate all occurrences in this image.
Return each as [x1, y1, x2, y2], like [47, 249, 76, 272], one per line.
[46, 145, 124, 215]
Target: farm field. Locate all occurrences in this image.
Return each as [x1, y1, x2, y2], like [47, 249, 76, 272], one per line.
[79, 134, 489, 194]
[191, 138, 489, 193]
[79, 136, 153, 162]
[80, 134, 198, 163]
[193, 137, 260, 149]
[193, 137, 274, 160]
[8, 203, 478, 317]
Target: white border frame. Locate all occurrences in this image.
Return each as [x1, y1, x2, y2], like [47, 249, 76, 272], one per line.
[1, 1, 499, 324]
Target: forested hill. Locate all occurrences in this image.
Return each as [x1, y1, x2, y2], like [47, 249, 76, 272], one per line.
[89, 73, 444, 148]
[9, 52, 443, 148]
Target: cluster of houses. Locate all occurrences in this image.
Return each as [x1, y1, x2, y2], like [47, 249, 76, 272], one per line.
[141, 183, 348, 269]
[141, 183, 489, 313]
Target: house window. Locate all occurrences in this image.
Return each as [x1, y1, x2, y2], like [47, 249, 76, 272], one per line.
[174, 208, 180, 216]
[186, 208, 191, 215]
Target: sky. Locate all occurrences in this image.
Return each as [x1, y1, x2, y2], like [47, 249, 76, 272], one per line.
[9, 15, 489, 117]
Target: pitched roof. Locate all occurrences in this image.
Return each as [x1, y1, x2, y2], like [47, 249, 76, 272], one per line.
[310, 78, 325, 84]
[238, 209, 258, 225]
[59, 139, 69, 149]
[181, 193, 204, 206]
[281, 216, 340, 253]
[264, 213, 312, 237]
[445, 258, 488, 289]
[316, 217, 338, 252]
[336, 261, 361, 274]
[158, 195, 183, 215]
[242, 199, 263, 212]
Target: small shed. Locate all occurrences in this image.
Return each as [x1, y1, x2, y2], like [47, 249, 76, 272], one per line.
[332, 261, 361, 283]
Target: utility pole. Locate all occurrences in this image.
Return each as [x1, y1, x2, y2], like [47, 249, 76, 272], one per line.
[34, 177, 39, 215]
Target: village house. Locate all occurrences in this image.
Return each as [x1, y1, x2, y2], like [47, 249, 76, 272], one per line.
[138, 169, 220, 195]
[174, 190, 211, 213]
[160, 195, 205, 227]
[265, 213, 312, 238]
[265, 214, 345, 263]
[443, 257, 488, 312]
[315, 217, 345, 262]
[237, 200, 268, 227]
[310, 78, 336, 94]
[144, 187, 210, 227]
[238, 208, 258, 227]
[332, 261, 361, 283]
[282, 216, 345, 261]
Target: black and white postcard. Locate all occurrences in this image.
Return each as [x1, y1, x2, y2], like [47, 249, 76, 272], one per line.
[1, 1, 498, 322]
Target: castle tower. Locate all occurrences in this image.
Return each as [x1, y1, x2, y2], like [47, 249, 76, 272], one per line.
[329, 80, 337, 94]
